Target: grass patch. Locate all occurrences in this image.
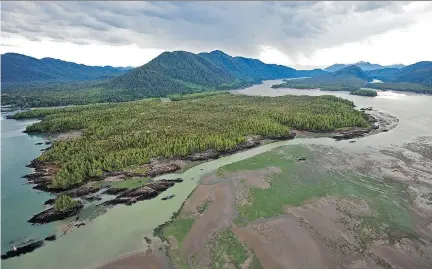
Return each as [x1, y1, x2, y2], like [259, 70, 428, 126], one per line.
[220, 145, 417, 244]
[249, 255, 264, 269]
[212, 228, 248, 269]
[163, 218, 195, 269]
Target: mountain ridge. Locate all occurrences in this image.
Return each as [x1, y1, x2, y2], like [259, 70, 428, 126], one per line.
[1, 53, 132, 84]
[325, 61, 405, 72]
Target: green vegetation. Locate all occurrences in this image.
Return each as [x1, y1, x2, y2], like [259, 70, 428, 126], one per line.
[212, 229, 248, 269]
[162, 218, 195, 269]
[53, 195, 78, 212]
[350, 89, 378, 97]
[12, 94, 369, 190]
[169, 91, 230, 101]
[271, 77, 364, 91]
[1, 50, 323, 108]
[365, 82, 432, 94]
[219, 145, 416, 244]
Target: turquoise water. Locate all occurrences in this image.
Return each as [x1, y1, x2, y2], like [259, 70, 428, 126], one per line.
[1, 114, 55, 252]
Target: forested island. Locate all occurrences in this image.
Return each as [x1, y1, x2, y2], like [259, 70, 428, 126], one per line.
[12, 94, 371, 190]
[350, 89, 378, 97]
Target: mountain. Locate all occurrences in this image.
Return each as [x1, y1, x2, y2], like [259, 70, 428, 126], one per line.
[2, 50, 329, 107]
[333, 65, 370, 81]
[366, 61, 432, 86]
[108, 50, 327, 95]
[325, 61, 405, 72]
[1, 53, 131, 84]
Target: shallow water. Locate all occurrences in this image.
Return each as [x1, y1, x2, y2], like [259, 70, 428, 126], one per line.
[2, 80, 432, 269]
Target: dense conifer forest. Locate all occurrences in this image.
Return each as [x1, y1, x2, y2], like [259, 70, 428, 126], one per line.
[12, 94, 370, 189]
[350, 89, 378, 97]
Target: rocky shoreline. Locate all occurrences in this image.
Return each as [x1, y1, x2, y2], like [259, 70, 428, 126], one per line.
[102, 179, 183, 206]
[28, 202, 84, 224]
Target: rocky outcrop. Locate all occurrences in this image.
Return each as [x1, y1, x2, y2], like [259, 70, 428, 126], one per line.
[28, 202, 83, 224]
[101, 187, 128, 195]
[45, 234, 56, 241]
[189, 149, 220, 161]
[1, 240, 44, 260]
[64, 186, 100, 198]
[146, 163, 181, 177]
[332, 129, 368, 141]
[44, 198, 56, 205]
[102, 179, 183, 206]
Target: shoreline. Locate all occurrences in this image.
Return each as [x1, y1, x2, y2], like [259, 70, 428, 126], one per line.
[86, 109, 399, 268]
[3, 107, 397, 262]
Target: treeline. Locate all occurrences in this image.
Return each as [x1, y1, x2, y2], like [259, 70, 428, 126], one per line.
[350, 89, 378, 97]
[168, 91, 230, 101]
[13, 94, 369, 189]
[365, 82, 432, 94]
[272, 79, 432, 94]
[271, 77, 364, 92]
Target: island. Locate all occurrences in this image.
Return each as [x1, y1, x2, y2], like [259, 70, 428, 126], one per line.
[350, 89, 378, 97]
[12, 94, 375, 198]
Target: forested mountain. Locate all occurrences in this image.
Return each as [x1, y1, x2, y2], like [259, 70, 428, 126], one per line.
[107, 51, 243, 96]
[333, 66, 370, 81]
[366, 61, 432, 86]
[108, 50, 328, 93]
[198, 50, 326, 81]
[325, 61, 404, 72]
[1, 53, 131, 84]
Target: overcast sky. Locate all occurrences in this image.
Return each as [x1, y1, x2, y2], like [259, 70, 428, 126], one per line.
[1, 1, 431, 69]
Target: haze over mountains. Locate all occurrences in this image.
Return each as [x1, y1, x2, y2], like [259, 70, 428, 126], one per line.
[325, 61, 405, 72]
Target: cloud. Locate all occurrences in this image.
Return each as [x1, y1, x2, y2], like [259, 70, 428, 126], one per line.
[1, 1, 431, 67]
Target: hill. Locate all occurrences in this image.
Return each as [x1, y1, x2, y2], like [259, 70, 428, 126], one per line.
[366, 61, 432, 86]
[325, 61, 404, 72]
[1, 53, 130, 84]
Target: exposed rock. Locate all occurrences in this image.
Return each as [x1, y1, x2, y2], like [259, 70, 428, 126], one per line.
[189, 149, 220, 161]
[103, 179, 183, 206]
[372, 122, 379, 129]
[83, 195, 102, 202]
[28, 202, 83, 224]
[101, 187, 128, 195]
[74, 221, 86, 228]
[44, 198, 56, 205]
[64, 186, 100, 198]
[1, 240, 44, 260]
[162, 194, 175, 200]
[44, 234, 56, 241]
[332, 129, 368, 141]
[146, 163, 181, 177]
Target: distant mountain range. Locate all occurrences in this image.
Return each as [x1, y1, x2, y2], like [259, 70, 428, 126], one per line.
[1, 53, 132, 84]
[273, 62, 432, 92]
[2, 51, 431, 107]
[325, 61, 405, 72]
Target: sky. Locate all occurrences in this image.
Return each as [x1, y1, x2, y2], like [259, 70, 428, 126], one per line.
[1, 1, 431, 69]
